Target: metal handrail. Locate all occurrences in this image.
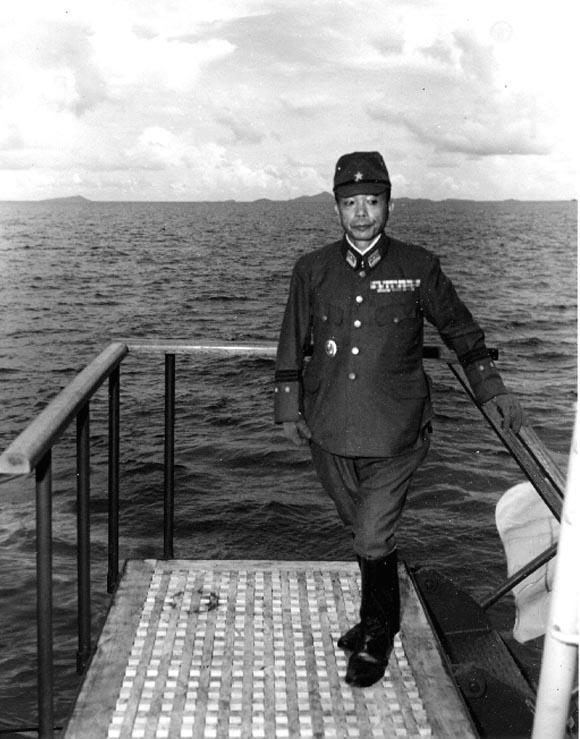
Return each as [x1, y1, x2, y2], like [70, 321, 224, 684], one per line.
[479, 542, 558, 611]
[121, 338, 278, 356]
[0, 339, 568, 736]
[0, 342, 128, 475]
[0, 342, 127, 738]
[119, 337, 497, 363]
[448, 363, 564, 519]
[446, 362, 566, 611]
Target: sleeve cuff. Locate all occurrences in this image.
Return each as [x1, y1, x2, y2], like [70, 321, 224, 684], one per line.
[274, 380, 302, 423]
[462, 357, 507, 404]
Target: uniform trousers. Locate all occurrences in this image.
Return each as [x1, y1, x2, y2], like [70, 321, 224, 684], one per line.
[310, 438, 430, 561]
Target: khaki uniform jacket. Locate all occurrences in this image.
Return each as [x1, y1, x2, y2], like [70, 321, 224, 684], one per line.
[274, 233, 506, 457]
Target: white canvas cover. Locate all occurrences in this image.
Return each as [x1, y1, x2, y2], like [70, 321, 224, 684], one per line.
[496, 481, 560, 643]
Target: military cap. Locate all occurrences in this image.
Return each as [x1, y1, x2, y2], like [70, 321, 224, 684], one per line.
[333, 151, 391, 197]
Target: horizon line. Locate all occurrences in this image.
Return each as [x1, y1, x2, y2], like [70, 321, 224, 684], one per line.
[0, 193, 576, 204]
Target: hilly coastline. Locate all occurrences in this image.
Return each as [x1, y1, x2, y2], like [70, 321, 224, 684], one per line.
[25, 193, 575, 204]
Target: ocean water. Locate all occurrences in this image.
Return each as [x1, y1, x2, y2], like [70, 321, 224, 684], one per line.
[0, 198, 577, 730]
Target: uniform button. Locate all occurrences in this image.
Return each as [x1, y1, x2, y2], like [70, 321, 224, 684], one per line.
[351, 347, 359, 355]
[355, 295, 363, 304]
[322, 315, 328, 322]
[353, 319, 362, 328]
[478, 364, 485, 371]
[284, 386, 291, 393]
[348, 372, 357, 380]
[393, 316, 400, 324]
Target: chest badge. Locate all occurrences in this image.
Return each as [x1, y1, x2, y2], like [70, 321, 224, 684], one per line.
[325, 339, 338, 357]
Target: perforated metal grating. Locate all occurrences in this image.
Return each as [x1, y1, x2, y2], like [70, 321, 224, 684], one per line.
[105, 563, 432, 739]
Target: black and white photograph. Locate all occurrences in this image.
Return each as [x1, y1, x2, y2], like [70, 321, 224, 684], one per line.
[0, 1, 577, 737]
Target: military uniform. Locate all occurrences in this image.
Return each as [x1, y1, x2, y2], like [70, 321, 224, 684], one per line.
[274, 232, 506, 454]
[274, 150, 517, 689]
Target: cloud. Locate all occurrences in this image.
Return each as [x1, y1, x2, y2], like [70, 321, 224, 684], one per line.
[0, 154, 34, 171]
[214, 112, 266, 145]
[125, 127, 182, 169]
[205, 10, 335, 73]
[91, 26, 235, 99]
[368, 105, 551, 158]
[0, 6, 239, 176]
[0, 123, 24, 152]
[452, 30, 496, 85]
[122, 129, 282, 190]
[32, 20, 108, 114]
[0, 17, 107, 117]
[421, 39, 454, 65]
[279, 93, 337, 118]
[366, 28, 555, 160]
[0, 1, 575, 200]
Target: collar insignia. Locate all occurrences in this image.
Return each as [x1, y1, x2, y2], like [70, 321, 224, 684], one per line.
[346, 250, 358, 268]
[368, 249, 382, 268]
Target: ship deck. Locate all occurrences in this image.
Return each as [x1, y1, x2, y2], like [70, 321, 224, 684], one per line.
[62, 559, 477, 739]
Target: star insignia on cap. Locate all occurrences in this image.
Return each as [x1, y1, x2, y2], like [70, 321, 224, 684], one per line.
[354, 171, 364, 182]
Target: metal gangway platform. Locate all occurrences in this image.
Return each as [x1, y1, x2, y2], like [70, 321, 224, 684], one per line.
[63, 559, 475, 739]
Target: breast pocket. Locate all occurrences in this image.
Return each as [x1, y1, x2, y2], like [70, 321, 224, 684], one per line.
[374, 298, 423, 368]
[316, 301, 344, 327]
[375, 299, 420, 326]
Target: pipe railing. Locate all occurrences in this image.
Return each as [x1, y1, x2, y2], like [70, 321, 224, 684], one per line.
[446, 362, 565, 612]
[0, 339, 568, 737]
[0, 341, 127, 738]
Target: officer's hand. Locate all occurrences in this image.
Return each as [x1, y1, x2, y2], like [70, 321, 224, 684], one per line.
[484, 393, 524, 433]
[282, 419, 312, 447]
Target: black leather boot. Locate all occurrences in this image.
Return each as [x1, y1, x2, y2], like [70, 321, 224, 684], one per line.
[345, 550, 400, 688]
[337, 621, 364, 651]
[337, 555, 364, 650]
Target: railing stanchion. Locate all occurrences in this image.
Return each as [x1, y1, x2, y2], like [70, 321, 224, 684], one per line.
[164, 353, 176, 559]
[76, 405, 91, 673]
[107, 367, 120, 593]
[36, 449, 54, 738]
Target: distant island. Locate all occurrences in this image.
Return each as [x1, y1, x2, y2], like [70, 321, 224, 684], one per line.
[254, 192, 334, 204]
[37, 193, 335, 204]
[37, 195, 92, 204]
[20, 193, 575, 205]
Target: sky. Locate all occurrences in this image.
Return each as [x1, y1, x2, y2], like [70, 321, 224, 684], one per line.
[0, 0, 577, 201]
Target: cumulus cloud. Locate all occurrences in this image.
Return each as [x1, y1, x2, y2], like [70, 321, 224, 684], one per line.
[32, 20, 108, 114]
[0, 1, 574, 200]
[0, 17, 107, 117]
[125, 127, 183, 169]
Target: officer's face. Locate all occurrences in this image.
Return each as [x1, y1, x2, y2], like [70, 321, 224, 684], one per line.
[335, 192, 389, 248]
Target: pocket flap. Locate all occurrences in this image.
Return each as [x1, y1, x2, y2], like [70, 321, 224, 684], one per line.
[376, 301, 419, 326]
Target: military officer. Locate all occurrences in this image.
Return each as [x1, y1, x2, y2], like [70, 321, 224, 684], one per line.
[274, 150, 523, 688]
